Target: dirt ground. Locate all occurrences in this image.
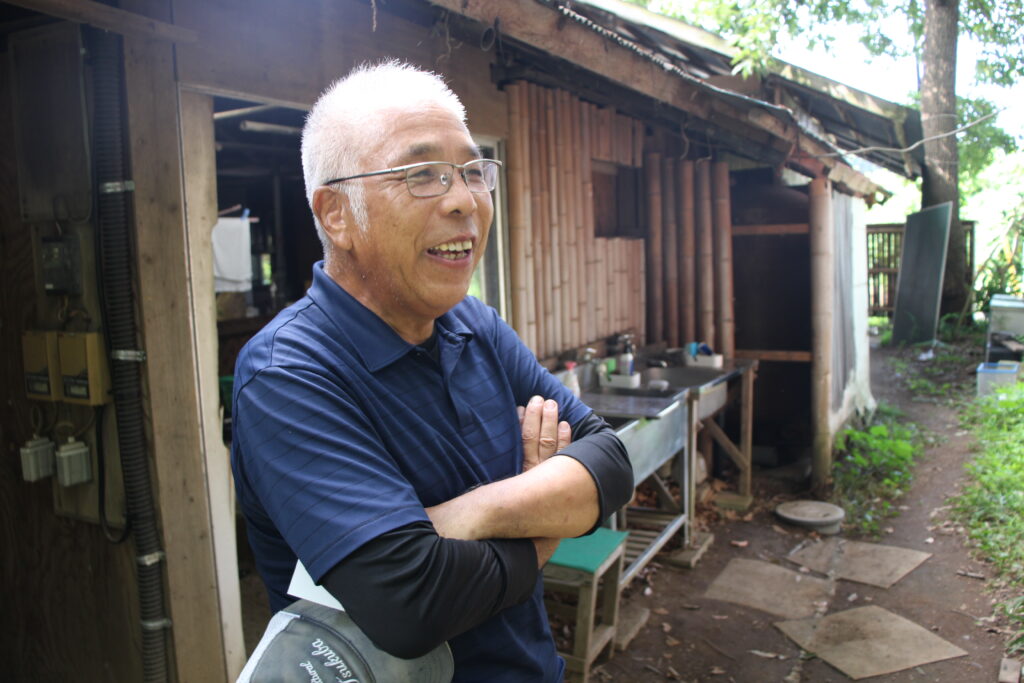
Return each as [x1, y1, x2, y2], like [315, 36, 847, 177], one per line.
[597, 344, 1015, 682]
[237, 344, 1017, 681]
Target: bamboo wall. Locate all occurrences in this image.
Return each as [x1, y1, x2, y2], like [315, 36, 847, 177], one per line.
[505, 81, 646, 358]
[643, 156, 735, 354]
[506, 81, 736, 359]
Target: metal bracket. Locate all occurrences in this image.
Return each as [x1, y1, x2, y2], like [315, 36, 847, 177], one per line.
[99, 180, 135, 194]
[136, 550, 165, 567]
[112, 349, 147, 362]
[140, 618, 172, 631]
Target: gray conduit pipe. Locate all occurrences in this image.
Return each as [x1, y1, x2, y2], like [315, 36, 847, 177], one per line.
[91, 27, 170, 683]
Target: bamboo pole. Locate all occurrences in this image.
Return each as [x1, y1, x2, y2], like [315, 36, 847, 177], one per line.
[554, 90, 570, 353]
[695, 159, 715, 346]
[638, 238, 647, 341]
[544, 87, 560, 356]
[582, 103, 599, 343]
[712, 161, 736, 359]
[661, 157, 680, 348]
[517, 84, 537, 354]
[530, 84, 548, 358]
[645, 152, 664, 344]
[506, 83, 529, 345]
[572, 94, 588, 348]
[678, 160, 696, 345]
[561, 90, 579, 348]
[809, 176, 834, 490]
[524, 84, 537, 353]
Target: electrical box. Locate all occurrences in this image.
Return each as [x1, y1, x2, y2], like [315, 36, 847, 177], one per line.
[56, 437, 91, 487]
[40, 234, 82, 295]
[57, 331, 111, 405]
[20, 436, 55, 482]
[22, 330, 62, 401]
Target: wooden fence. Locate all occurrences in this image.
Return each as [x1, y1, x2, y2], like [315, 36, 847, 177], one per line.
[867, 221, 974, 318]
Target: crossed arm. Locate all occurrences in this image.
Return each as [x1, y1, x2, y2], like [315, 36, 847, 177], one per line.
[320, 397, 633, 657]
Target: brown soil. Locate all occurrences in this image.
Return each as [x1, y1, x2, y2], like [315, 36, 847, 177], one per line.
[596, 345, 1015, 682]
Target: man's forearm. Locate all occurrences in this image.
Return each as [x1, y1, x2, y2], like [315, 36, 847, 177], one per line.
[428, 453, 601, 541]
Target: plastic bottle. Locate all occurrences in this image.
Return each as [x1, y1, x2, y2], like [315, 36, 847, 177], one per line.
[563, 361, 581, 398]
[618, 341, 635, 376]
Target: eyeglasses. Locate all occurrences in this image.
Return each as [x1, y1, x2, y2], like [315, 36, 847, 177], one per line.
[322, 159, 502, 198]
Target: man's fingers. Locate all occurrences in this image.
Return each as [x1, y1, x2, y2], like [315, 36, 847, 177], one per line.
[520, 395, 543, 470]
[537, 399, 560, 459]
[557, 420, 571, 451]
[517, 405, 525, 425]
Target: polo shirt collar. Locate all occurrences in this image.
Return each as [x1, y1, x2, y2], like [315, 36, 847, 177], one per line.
[307, 261, 473, 372]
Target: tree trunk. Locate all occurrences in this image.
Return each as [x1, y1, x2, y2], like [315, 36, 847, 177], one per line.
[921, 0, 965, 315]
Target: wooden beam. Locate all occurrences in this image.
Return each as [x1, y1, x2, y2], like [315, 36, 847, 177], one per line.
[734, 349, 812, 362]
[426, 0, 713, 121]
[732, 223, 809, 236]
[7, 0, 197, 43]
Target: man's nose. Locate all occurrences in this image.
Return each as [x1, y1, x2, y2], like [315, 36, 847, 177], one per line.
[440, 171, 478, 215]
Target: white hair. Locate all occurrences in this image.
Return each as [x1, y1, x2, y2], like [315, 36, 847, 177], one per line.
[301, 60, 468, 251]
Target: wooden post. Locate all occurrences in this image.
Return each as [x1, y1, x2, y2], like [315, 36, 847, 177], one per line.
[695, 160, 715, 346]
[124, 28, 239, 681]
[810, 176, 834, 490]
[678, 160, 696, 344]
[712, 161, 735, 358]
[644, 152, 664, 344]
[661, 157, 679, 348]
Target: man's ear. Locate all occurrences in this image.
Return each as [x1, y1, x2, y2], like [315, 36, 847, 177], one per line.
[313, 186, 355, 252]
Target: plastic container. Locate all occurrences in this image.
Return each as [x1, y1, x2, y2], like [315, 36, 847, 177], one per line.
[977, 361, 1020, 397]
[990, 294, 1024, 336]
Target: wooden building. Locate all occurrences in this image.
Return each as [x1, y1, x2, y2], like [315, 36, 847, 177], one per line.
[0, 0, 920, 680]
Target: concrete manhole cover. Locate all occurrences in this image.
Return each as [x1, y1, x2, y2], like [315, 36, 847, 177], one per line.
[776, 500, 845, 535]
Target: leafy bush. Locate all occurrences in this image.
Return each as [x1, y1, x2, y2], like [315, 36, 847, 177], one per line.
[954, 382, 1024, 653]
[832, 407, 922, 536]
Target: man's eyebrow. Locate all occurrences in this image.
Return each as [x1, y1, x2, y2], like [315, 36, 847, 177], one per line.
[395, 143, 483, 164]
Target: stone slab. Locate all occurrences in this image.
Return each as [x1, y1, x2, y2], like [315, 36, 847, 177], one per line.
[775, 605, 966, 680]
[788, 538, 931, 588]
[704, 558, 830, 619]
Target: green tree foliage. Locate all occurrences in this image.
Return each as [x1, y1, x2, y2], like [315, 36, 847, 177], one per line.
[958, 96, 1018, 198]
[627, 0, 1024, 88]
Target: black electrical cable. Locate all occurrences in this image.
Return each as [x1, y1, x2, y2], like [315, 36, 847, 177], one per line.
[94, 404, 131, 544]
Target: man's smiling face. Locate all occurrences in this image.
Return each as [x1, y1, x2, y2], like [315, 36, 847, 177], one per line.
[322, 103, 493, 342]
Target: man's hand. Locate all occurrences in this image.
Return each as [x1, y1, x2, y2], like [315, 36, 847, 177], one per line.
[519, 395, 572, 471]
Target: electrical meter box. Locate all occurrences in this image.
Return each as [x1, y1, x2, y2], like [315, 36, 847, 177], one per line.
[22, 330, 61, 401]
[57, 332, 110, 405]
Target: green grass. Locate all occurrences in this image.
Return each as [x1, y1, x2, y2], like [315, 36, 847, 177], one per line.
[832, 404, 923, 536]
[953, 381, 1024, 653]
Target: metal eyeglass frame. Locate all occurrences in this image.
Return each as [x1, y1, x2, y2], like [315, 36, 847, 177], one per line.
[322, 159, 503, 198]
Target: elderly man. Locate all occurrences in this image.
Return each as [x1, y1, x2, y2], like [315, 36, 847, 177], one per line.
[231, 61, 633, 682]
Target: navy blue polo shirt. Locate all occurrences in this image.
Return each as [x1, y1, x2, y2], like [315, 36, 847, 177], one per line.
[231, 261, 590, 681]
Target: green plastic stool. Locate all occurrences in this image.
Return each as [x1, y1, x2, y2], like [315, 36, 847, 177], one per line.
[543, 528, 629, 682]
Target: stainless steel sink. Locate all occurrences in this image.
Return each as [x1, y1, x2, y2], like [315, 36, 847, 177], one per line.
[641, 366, 728, 419]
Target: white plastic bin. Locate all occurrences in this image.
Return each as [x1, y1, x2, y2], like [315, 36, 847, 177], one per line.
[977, 361, 1020, 397]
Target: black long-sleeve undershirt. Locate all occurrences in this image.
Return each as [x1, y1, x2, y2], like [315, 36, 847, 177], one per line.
[320, 411, 633, 658]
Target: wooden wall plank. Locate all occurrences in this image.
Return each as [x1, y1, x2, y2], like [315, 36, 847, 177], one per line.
[179, 89, 246, 678]
[122, 8, 230, 678]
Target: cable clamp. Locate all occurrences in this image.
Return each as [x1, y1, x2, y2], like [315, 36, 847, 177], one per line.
[136, 550, 165, 567]
[140, 618, 172, 631]
[112, 349, 147, 362]
[99, 180, 135, 194]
